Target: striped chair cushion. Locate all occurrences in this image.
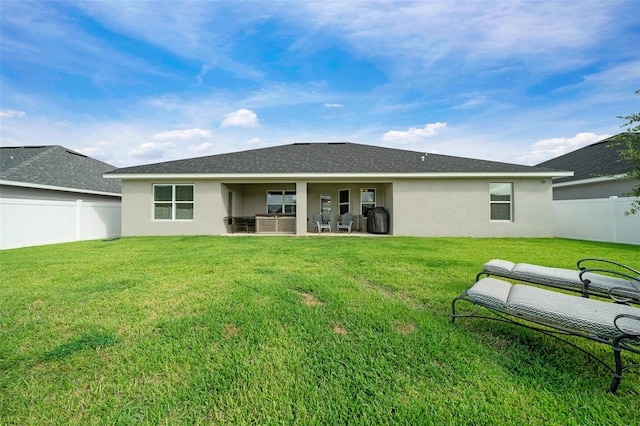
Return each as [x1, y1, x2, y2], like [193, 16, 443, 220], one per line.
[466, 278, 512, 311]
[483, 259, 638, 301]
[507, 284, 640, 340]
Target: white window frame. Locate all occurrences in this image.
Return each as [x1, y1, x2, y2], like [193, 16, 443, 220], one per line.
[339, 189, 350, 215]
[153, 184, 194, 221]
[489, 182, 513, 222]
[266, 190, 296, 214]
[361, 188, 376, 216]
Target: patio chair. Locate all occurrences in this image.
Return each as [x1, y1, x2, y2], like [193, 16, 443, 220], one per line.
[479, 258, 640, 305]
[452, 276, 640, 393]
[311, 212, 331, 233]
[234, 216, 255, 233]
[337, 212, 353, 233]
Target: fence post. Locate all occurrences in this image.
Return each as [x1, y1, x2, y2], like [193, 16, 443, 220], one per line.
[609, 196, 617, 243]
[76, 199, 83, 241]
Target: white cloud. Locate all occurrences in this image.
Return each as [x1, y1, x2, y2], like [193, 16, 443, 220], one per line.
[76, 1, 264, 83]
[324, 103, 343, 108]
[152, 128, 212, 141]
[220, 109, 259, 128]
[288, 1, 619, 79]
[188, 142, 215, 153]
[129, 142, 175, 160]
[526, 132, 611, 164]
[0, 109, 26, 118]
[245, 137, 273, 149]
[76, 146, 106, 158]
[382, 122, 448, 143]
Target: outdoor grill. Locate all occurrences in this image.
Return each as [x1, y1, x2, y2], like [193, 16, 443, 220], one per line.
[366, 207, 389, 234]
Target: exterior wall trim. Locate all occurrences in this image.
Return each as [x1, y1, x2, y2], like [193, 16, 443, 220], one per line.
[0, 179, 121, 197]
[106, 171, 573, 181]
[552, 173, 629, 188]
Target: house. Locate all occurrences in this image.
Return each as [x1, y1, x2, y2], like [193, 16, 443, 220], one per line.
[104, 142, 571, 237]
[1, 145, 121, 201]
[535, 134, 640, 245]
[0, 146, 121, 249]
[536, 134, 638, 200]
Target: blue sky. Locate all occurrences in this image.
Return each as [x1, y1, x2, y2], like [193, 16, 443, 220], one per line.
[1, 1, 638, 167]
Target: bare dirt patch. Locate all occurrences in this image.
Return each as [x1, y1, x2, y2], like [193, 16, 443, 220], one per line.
[224, 323, 240, 338]
[297, 291, 325, 306]
[393, 321, 417, 335]
[332, 324, 348, 335]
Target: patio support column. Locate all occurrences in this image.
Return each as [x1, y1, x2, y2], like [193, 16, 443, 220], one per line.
[296, 180, 308, 235]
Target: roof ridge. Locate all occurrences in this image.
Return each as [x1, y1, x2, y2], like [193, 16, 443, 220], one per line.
[537, 134, 627, 167]
[588, 135, 621, 147]
[0, 145, 58, 179]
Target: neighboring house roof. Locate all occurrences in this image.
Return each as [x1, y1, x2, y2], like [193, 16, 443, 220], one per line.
[536, 134, 637, 185]
[0, 145, 121, 195]
[106, 142, 569, 178]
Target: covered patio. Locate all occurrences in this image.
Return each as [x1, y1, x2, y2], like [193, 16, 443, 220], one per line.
[222, 181, 393, 235]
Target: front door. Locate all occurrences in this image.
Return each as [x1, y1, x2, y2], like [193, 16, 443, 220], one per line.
[320, 194, 331, 224]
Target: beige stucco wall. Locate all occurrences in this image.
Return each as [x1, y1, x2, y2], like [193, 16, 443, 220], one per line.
[120, 177, 553, 237]
[121, 180, 225, 236]
[392, 178, 554, 237]
[552, 178, 636, 200]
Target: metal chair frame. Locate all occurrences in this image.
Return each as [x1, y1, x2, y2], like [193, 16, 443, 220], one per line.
[452, 280, 640, 393]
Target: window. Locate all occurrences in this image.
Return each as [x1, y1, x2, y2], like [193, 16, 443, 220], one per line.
[361, 188, 376, 216]
[490, 183, 513, 221]
[339, 189, 350, 215]
[154, 184, 194, 220]
[267, 190, 296, 214]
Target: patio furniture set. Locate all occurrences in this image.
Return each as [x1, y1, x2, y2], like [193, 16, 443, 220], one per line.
[311, 212, 354, 234]
[228, 213, 357, 234]
[452, 258, 640, 393]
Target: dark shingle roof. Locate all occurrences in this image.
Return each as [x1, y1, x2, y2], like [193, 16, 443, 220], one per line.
[107, 142, 562, 175]
[536, 134, 637, 183]
[0, 145, 121, 194]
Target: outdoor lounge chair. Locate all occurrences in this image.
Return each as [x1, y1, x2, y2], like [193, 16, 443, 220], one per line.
[452, 277, 640, 393]
[479, 258, 640, 305]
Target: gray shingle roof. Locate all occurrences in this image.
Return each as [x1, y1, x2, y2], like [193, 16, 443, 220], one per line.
[536, 134, 637, 183]
[0, 145, 121, 194]
[107, 142, 562, 175]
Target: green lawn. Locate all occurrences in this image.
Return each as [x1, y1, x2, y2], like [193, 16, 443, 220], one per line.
[1, 236, 638, 424]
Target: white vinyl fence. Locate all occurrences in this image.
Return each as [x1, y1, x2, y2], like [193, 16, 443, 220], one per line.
[553, 197, 640, 245]
[0, 198, 121, 250]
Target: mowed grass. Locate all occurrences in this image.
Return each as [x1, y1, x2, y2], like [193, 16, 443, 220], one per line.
[1, 236, 639, 424]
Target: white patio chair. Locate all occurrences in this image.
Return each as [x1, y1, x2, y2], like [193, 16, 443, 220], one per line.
[311, 212, 331, 233]
[337, 212, 353, 233]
